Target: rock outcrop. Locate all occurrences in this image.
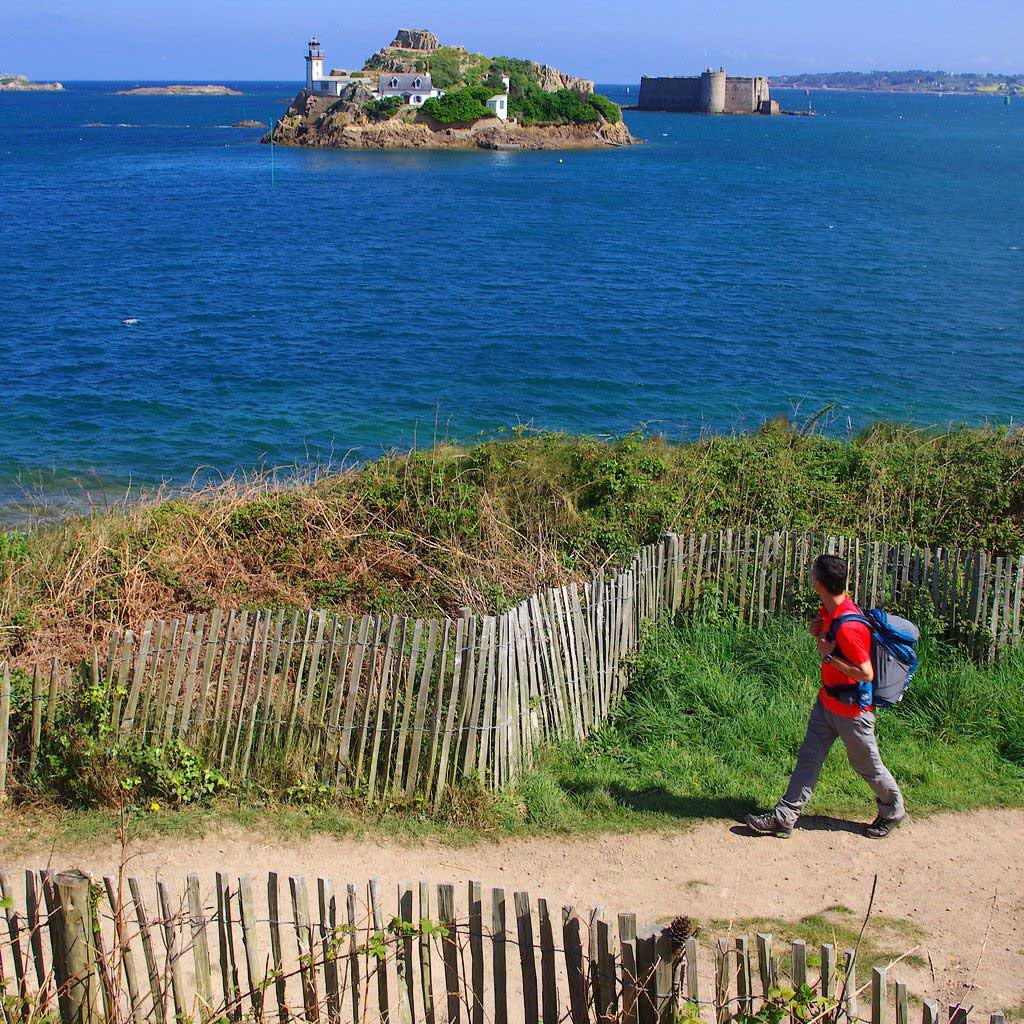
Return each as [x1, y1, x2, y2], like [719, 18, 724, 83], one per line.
[362, 29, 593, 93]
[531, 64, 595, 94]
[266, 90, 637, 151]
[389, 29, 440, 52]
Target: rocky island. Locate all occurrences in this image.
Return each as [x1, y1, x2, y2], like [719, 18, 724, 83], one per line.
[266, 29, 638, 152]
[0, 74, 63, 92]
[114, 85, 244, 96]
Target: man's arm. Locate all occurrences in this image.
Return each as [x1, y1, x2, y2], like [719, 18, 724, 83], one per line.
[817, 629, 874, 681]
[826, 650, 874, 682]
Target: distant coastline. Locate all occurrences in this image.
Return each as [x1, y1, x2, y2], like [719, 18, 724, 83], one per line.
[772, 70, 1023, 97]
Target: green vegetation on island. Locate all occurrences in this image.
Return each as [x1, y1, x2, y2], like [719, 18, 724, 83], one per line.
[421, 86, 495, 124]
[365, 95, 403, 120]
[773, 70, 1024, 96]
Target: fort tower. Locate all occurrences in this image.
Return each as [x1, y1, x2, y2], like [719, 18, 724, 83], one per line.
[698, 67, 727, 113]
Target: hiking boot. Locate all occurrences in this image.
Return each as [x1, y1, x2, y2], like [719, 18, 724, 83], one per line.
[865, 813, 908, 839]
[743, 811, 793, 838]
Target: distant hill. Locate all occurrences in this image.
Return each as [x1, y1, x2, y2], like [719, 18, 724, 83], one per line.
[773, 70, 1024, 95]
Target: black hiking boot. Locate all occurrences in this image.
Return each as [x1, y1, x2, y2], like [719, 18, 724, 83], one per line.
[743, 811, 794, 838]
[865, 813, 908, 839]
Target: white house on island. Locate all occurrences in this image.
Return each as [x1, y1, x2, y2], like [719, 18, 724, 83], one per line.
[376, 73, 445, 107]
[304, 37, 509, 117]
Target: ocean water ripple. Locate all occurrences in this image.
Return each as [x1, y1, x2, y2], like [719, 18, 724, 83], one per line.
[1, 83, 1022, 508]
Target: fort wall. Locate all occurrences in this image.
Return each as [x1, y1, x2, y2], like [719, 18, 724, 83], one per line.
[638, 70, 774, 114]
[636, 75, 701, 112]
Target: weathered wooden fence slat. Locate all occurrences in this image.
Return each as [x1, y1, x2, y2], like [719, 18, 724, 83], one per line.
[1, 530, 1019, 805]
[0, 868, 1012, 1024]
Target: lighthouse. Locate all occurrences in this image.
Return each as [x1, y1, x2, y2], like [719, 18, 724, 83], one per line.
[305, 37, 325, 89]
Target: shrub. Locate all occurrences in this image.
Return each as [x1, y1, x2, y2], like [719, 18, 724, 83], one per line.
[421, 87, 494, 125]
[510, 89, 622, 126]
[484, 57, 541, 98]
[588, 92, 622, 123]
[14, 664, 228, 808]
[425, 47, 465, 89]
[366, 95, 403, 120]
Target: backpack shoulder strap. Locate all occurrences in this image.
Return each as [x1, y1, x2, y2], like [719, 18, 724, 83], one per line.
[824, 613, 872, 643]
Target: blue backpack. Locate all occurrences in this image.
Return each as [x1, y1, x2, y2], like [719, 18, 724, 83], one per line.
[826, 608, 920, 709]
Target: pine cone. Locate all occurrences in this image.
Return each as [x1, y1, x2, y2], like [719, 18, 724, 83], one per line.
[665, 916, 696, 956]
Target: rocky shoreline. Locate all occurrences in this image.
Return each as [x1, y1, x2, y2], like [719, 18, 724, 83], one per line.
[266, 89, 639, 152]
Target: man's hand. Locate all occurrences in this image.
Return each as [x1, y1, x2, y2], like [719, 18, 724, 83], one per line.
[809, 613, 824, 637]
[816, 635, 836, 660]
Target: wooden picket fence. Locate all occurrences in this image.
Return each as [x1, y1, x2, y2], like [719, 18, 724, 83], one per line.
[1, 529, 1022, 802]
[0, 867, 1007, 1024]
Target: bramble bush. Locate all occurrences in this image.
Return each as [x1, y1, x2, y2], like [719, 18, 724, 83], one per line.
[10, 665, 227, 809]
[4, 421, 1023, 669]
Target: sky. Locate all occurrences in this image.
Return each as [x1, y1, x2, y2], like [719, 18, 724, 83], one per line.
[5, 0, 1023, 82]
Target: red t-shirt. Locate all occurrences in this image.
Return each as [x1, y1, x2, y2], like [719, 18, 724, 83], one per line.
[818, 598, 873, 718]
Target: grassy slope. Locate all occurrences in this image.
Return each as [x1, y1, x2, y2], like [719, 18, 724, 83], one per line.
[6, 615, 1022, 854]
[518, 617, 1024, 832]
[3, 423, 1023, 668]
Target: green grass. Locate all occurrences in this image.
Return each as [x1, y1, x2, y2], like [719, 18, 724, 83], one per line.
[5, 616, 1022, 855]
[702, 904, 927, 982]
[512, 616, 1024, 831]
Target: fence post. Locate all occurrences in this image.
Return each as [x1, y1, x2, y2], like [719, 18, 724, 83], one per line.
[55, 869, 98, 1024]
[0, 663, 10, 801]
[872, 967, 887, 1024]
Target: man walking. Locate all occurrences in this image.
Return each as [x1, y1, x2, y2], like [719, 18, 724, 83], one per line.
[744, 554, 908, 839]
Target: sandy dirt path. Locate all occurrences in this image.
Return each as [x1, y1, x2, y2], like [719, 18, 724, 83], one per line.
[6, 810, 1023, 1014]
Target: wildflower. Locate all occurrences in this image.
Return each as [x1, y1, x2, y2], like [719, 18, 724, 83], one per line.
[149, 801, 161, 812]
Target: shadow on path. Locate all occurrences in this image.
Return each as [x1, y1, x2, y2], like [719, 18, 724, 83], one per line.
[560, 780, 864, 835]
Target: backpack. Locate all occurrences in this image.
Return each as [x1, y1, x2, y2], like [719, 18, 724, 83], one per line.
[826, 608, 920, 709]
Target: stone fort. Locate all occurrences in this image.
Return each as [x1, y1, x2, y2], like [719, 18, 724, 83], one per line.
[637, 67, 777, 114]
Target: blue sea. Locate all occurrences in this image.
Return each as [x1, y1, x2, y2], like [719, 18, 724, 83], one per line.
[1, 82, 1022, 514]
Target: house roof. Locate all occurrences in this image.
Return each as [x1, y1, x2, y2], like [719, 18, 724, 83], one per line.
[378, 73, 434, 92]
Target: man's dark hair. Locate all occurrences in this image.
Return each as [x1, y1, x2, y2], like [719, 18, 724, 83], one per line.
[813, 555, 848, 596]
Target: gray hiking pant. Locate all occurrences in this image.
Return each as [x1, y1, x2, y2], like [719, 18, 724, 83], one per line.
[774, 698, 905, 829]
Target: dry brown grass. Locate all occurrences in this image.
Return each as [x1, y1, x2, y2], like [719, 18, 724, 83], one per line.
[3, 424, 1022, 671]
